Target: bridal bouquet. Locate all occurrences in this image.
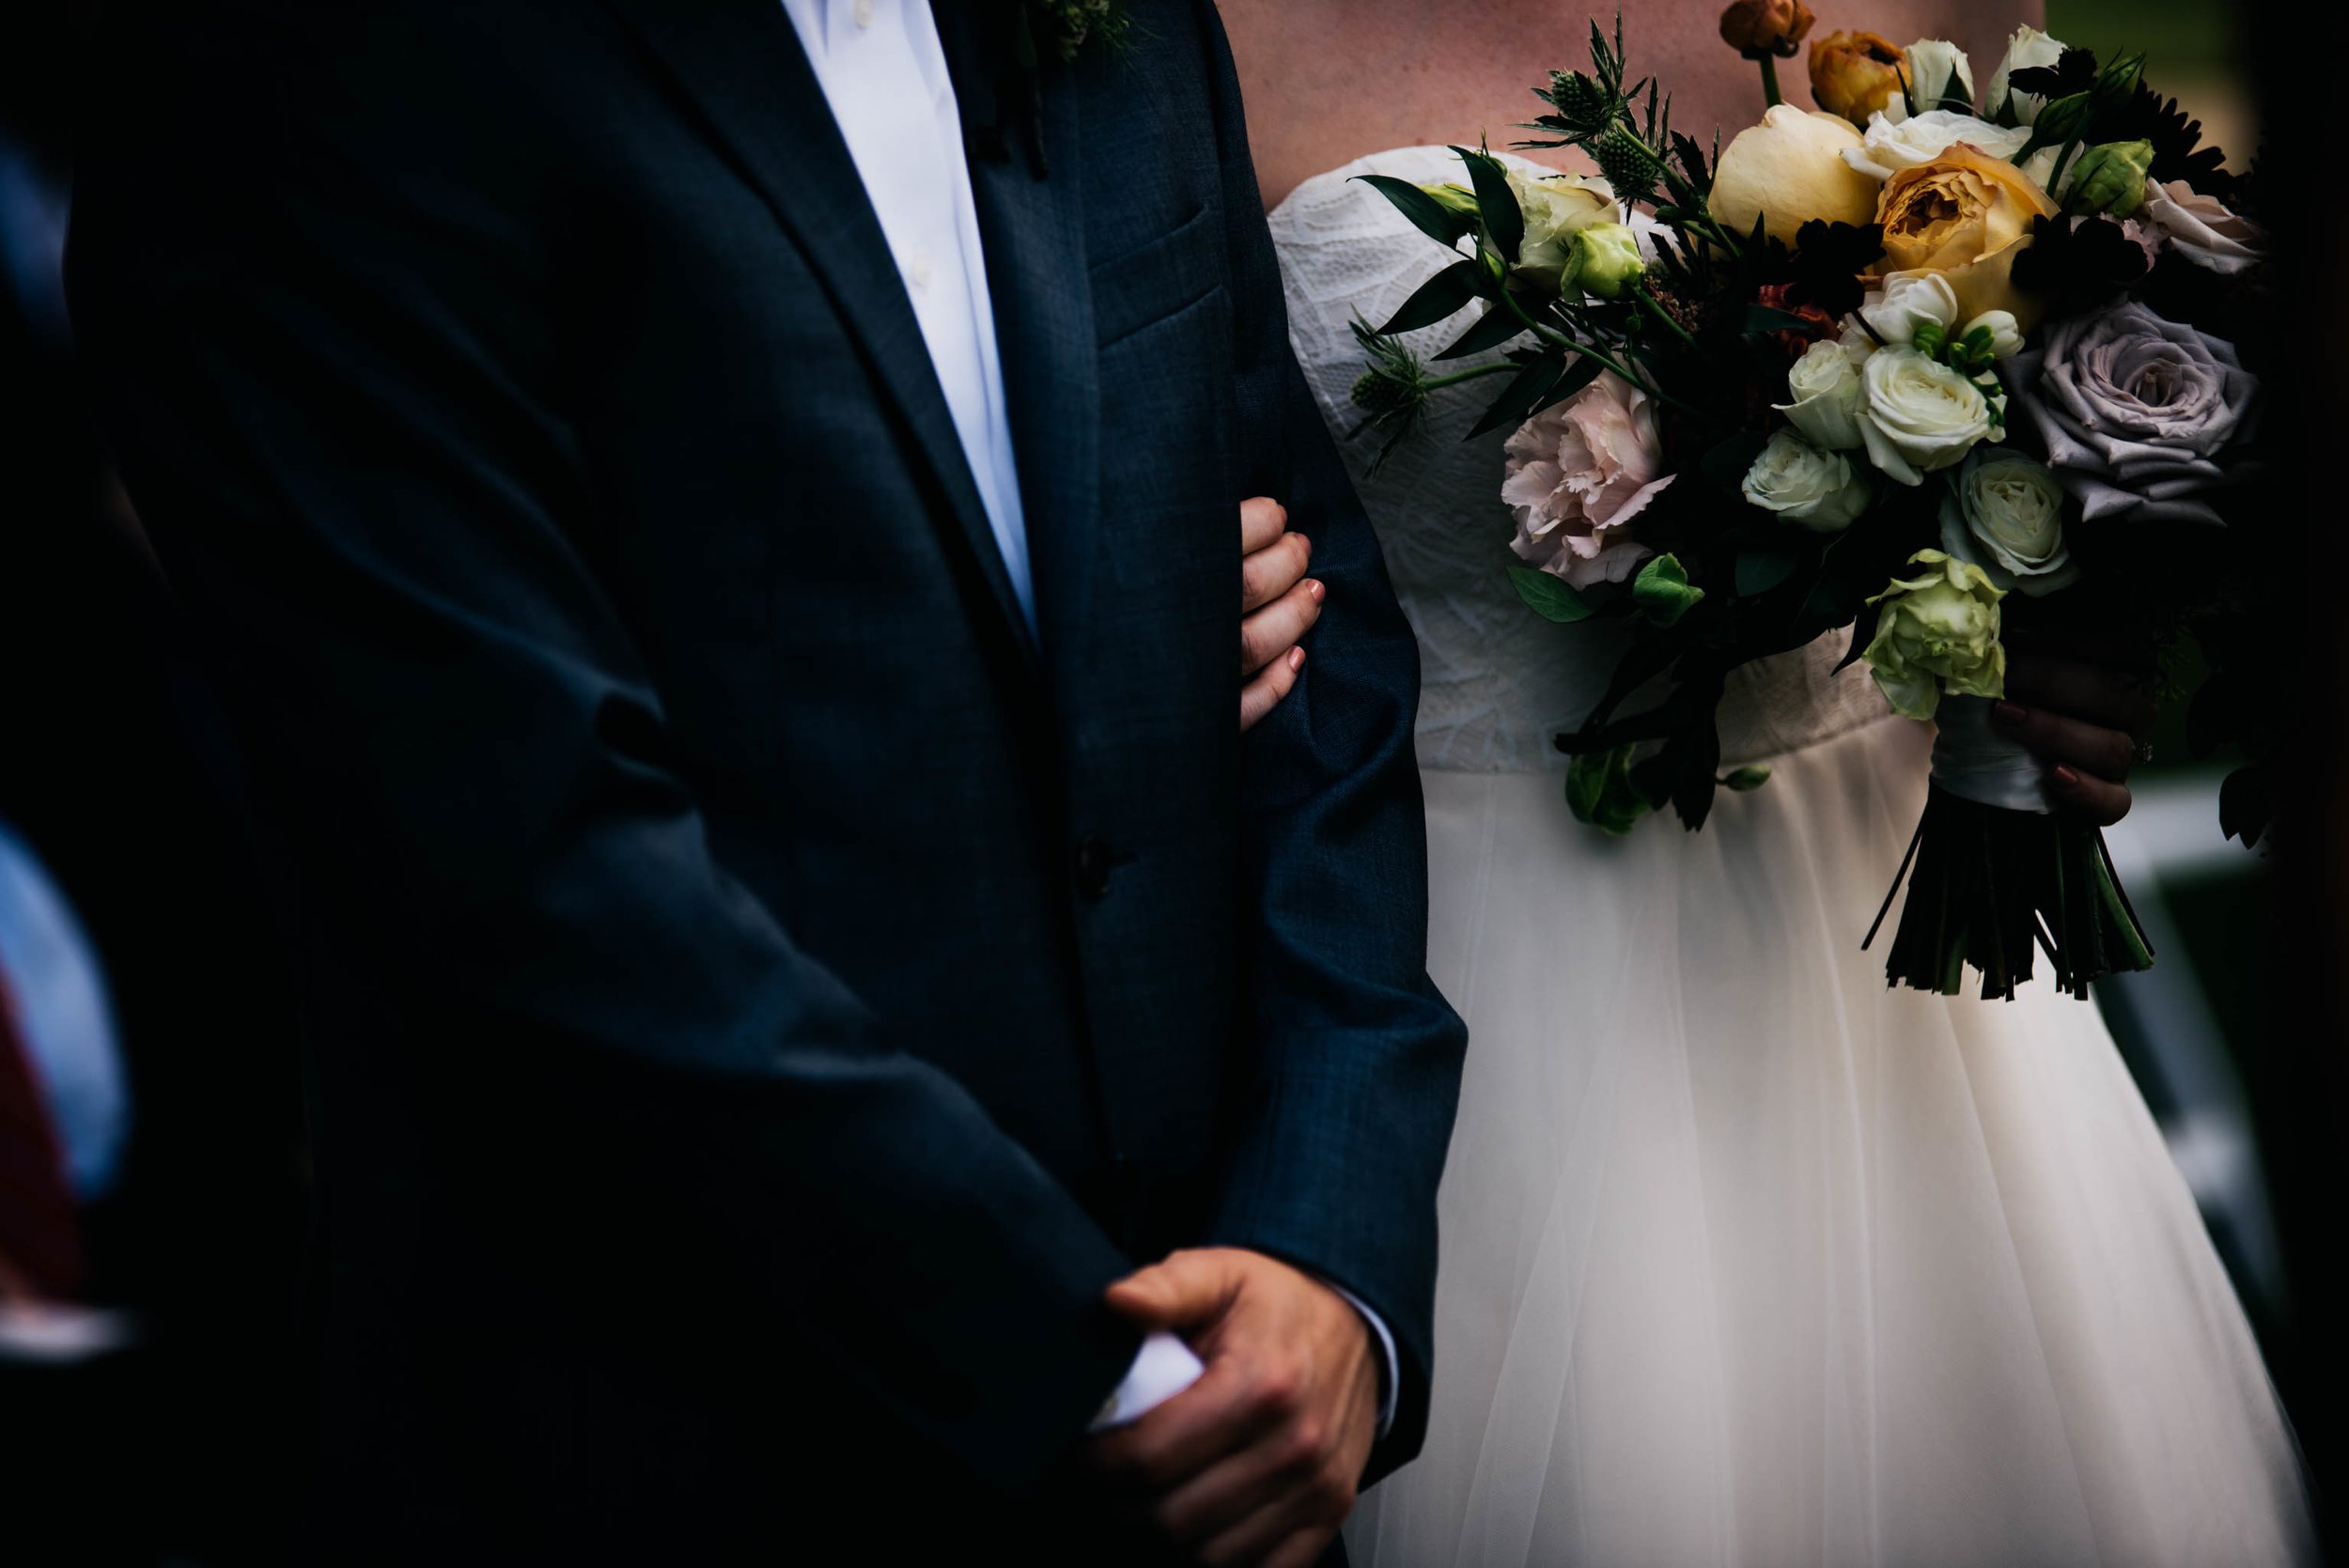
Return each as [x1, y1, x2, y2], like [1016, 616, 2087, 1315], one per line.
[1350, 9, 2268, 1000]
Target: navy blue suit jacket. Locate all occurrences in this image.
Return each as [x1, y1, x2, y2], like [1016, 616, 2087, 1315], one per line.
[70, 0, 1465, 1557]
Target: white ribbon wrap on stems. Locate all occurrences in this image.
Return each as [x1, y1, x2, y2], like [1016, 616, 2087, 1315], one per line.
[1930, 694, 2055, 814]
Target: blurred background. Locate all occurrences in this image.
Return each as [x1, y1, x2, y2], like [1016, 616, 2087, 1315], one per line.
[2047, 0, 2311, 1491]
[1, 1, 2341, 1564]
[3, 8, 305, 1564]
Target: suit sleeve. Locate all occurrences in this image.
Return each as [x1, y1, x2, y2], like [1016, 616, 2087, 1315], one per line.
[1189, 0, 1470, 1480]
[67, 3, 1134, 1485]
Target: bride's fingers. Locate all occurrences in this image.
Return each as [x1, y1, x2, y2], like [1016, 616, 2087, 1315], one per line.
[1990, 699, 2137, 784]
[1240, 647, 1304, 733]
[2048, 765, 2132, 829]
[1240, 496, 1288, 560]
[1241, 578, 1323, 676]
[1243, 529, 1311, 613]
[2002, 652, 2157, 739]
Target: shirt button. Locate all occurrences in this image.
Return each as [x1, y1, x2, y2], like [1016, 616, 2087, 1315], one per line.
[1073, 837, 1114, 900]
[852, 0, 874, 28]
[907, 254, 934, 290]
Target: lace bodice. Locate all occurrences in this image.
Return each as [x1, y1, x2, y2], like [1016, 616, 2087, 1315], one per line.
[1268, 147, 1892, 772]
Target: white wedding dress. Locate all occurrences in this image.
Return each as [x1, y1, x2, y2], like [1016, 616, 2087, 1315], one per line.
[1270, 147, 2314, 1568]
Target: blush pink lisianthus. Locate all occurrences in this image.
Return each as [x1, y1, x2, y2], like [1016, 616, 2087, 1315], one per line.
[1502, 371, 1675, 588]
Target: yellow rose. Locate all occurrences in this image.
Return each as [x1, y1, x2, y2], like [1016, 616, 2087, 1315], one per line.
[1707, 105, 1881, 246]
[1808, 31, 1906, 127]
[1875, 144, 2058, 329]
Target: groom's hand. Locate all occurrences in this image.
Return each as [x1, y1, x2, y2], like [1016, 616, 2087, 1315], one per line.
[1093, 1248, 1377, 1568]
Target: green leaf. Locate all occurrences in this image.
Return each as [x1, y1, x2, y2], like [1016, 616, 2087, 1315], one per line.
[1350, 175, 1475, 251]
[1719, 764, 1773, 791]
[2217, 764, 2271, 849]
[1734, 548, 1800, 597]
[1509, 564, 1593, 623]
[1632, 552, 1704, 627]
[1565, 744, 1659, 835]
[1563, 747, 1613, 824]
[1468, 349, 1603, 442]
[1465, 350, 1573, 440]
[1377, 258, 1486, 334]
[1453, 146, 1525, 265]
[1739, 304, 1818, 334]
[1664, 698, 1725, 831]
[1434, 299, 1537, 360]
[2018, 91, 2095, 160]
[1699, 431, 1770, 495]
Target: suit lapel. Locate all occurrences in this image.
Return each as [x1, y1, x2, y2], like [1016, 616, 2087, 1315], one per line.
[957, 73, 1102, 675]
[599, 0, 1038, 660]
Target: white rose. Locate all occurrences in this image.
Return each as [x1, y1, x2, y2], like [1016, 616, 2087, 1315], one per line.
[2019, 145, 2063, 194]
[1885, 39, 1974, 122]
[1937, 450, 2079, 596]
[1858, 270, 1960, 349]
[1858, 345, 1996, 485]
[1777, 339, 1868, 450]
[1985, 25, 2067, 126]
[1842, 108, 2031, 181]
[1507, 169, 1617, 284]
[1962, 310, 2024, 361]
[1742, 430, 1873, 530]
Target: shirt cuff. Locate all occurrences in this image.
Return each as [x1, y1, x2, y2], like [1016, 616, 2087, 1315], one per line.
[1088, 1330, 1206, 1431]
[1322, 1281, 1400, 1438]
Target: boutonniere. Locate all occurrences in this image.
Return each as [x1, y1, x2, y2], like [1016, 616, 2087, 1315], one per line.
[1026, 0, 1131, 63]
[959, 0, 1129, 174]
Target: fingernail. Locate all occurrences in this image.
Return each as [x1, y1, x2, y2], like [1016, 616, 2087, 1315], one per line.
[1992, 701, 2027, 726]
[1306, 580, 1325, 603]
[2052, 765, 2081, 788]
[1288, 646, 1306, 670]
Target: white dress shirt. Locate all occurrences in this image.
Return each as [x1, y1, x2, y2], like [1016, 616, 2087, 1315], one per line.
[776, 0, 1393, 1437]
[779, 0, 1035, 633]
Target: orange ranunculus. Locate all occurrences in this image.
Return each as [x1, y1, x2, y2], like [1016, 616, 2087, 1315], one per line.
[1808, 31, 1906, 127]
[1875, 143, 2059, 327]
[1870, 142, 2058, 326]
[1719, 0, 1815, 58]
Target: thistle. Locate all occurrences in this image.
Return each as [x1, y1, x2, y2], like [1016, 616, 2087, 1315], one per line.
[1346, 318, 1436, 472]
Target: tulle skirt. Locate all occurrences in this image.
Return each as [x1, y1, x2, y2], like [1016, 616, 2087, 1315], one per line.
[1347, 715, 2313, 1567]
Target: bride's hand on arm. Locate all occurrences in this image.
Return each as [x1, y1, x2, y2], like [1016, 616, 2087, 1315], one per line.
[1239, 497, 1323, 732]
[1990, 629, 2160, 829]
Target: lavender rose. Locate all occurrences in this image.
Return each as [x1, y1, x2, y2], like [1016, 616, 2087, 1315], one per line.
[2006, 300, 2258, 526]
[1502, 371, 1674, 588]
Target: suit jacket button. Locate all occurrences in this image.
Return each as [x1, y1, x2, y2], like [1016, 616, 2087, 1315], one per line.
[1073, 836, 1113, 900]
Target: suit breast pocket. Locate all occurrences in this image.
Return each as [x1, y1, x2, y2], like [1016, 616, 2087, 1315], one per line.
[1089, 204, 1223, 349]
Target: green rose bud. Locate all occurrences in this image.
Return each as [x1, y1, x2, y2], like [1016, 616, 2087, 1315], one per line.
[2066, 139, 2155, 217]
[1419, 181, 1483, 220]
[2029, 90, 2095, 149]
[1560, 221, 1646, 300]
[1860, 549, 2006, 720]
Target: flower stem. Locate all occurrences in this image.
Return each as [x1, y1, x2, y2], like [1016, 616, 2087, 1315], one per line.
[1633, 283, 1698, 349]
[1757, 54, 1783, 110]
[1498, 289, 1713, 423]
[1423, 363, 1522, 390]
